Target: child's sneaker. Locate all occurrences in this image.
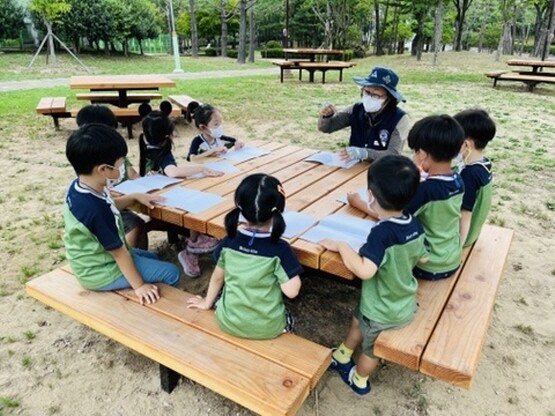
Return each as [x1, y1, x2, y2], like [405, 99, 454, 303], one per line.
[344, 366, 371, 395]
[329, 348, 355, 380]
[187, 234, 219, 254]
[178, 249, 200, 278]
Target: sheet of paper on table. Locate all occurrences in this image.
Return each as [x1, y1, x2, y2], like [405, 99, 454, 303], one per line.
[305, 151, 359, 169]
[221, 145, 270, 162]
[282, 211, 317, 239]
[111, 175, 181, 194]
[336, 186, 368, 204]
[159, 186, 225, 214]
[188, 160, 240, 178]
[300, 213, 376, 251]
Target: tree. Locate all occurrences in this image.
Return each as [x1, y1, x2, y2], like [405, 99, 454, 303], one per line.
[236, 0, 255, 63]
[452, 0, 474, 51]
[189, 0, 199, 57]
[28, 0, 71, 64]
[129, 0, 162, 55]
[0, 0, 25, 41]
[433, 0, 446, 64]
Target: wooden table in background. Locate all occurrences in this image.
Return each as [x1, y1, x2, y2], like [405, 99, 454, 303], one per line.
[143, 140, 369, 280]
[505, 58, 555, 74]
[70, 74, 176, 108]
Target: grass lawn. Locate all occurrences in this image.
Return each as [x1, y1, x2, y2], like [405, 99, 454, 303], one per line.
[0, 50, 554, 416]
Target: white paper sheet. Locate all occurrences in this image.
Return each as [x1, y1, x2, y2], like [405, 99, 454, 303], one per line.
[300, 213, 375, 251]
[159, 186, 225, 214]
[336, 186, 368, 204]
[187, 160, 240, 178]
[111, 175, 182, 194]
[221, 145, 270, 162]
[305, 151, 359, 169]
[282, 211, 317, 239]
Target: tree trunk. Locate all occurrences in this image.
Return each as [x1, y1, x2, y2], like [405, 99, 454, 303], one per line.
[478, 0, 491, 52]
[248, 4, 255, 62]
[539, 0, 555, 60]
[237, 0, 246, 64]
[189, 0, 199, 58]
[220, 0, 228, 58]
[374, 0, 384, 55]
[432, 0, 444, 65]
[139, 39, 144, 55]
[45, 20, 56, 65]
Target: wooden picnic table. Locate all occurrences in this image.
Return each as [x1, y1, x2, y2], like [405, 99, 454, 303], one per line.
[69, 74, 176, 108]
[282, 48, 344, 62]
[505, 58, 555, 74]
[137, 140, 365, 279]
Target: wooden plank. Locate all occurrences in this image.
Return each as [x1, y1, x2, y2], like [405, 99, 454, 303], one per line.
[36, 97, 54, 114]
[50, 97, 66, 113]
[497, 73, 555, 83]
[76, 92, 163, 101]
[25, 269, 310, 416]
[70, 75, 176, 90]
[116, 285, 331, 388]
[420, 224, 513, 388]
[372, 246, 471, 370]
[167, 94, 200, 109]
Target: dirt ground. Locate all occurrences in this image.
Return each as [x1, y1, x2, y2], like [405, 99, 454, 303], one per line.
[1, 61, 554, 416]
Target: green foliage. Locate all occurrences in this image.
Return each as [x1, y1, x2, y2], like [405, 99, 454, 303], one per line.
[264, 40, 282, 49]
[0, 396, 19, 411]
[29, 0, 71, 23]
[261, 48, 283, 58]
[0, 0, 25, 41]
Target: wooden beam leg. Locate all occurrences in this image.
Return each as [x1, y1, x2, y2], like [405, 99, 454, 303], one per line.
[309, 70, 315, 83]
[280, 68, 284, 83]
[127, 124, 133, 139]
[53, 116, 60, 130]
[299, 69, 302, 81]
[339, 69, 343, 82]
[160, 364, 180, 393]
[322, 70, 326, 84]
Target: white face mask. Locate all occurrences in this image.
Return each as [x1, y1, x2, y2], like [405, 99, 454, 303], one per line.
[209, 125, 223, 140]
[362, 95, 385, 113]
[106, 163, 125, 188]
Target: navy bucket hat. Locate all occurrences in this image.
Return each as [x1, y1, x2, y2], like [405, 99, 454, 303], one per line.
[352, 66, 405, 102]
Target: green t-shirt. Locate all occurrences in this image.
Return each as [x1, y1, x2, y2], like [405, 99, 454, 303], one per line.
[405, 173, 464, 274]
[358, 215, 428, 324]
[213, 230, 303, 339]
[461, 159, 493, 246]
[63, 180, 126, 289]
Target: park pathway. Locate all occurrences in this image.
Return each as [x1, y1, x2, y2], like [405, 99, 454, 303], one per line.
[0, 67, 278, 92]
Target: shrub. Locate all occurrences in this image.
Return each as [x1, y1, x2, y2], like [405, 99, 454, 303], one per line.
[204, 47, 217, 56]
[262, 48, 283, 58]
[265, 40, 282, 49]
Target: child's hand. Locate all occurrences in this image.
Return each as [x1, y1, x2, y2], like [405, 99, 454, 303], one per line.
[134, 192, 163, 209]
[346, 191, 364, 207]
[135, 283, 160, 305]
[186, 295, 212, 310]
[211, 145, 228, 156]
[318, 238, 339, 252]
[202, 167, 224, 177]
[234, 141, 244, 149]
[338, 147, 351, 161]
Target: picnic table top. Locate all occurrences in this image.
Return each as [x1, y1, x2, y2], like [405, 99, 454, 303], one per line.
[505, 59, 555, 68]
[138, 141, 369, 279]
[69, 74, 176, 90]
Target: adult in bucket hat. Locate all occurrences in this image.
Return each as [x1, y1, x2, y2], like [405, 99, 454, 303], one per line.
[318, 65, 410, 163]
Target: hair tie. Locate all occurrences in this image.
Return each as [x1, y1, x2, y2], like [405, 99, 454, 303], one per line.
[272, 207, 278, 212]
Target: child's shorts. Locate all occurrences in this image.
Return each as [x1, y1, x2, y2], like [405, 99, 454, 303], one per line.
[413, 265, 459, 280]
[354, 305, 413, 359]
[121, 209, 145, 233]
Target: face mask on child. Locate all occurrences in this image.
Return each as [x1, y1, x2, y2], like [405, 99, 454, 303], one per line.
[362, 95, 385, 113]
[209, 125, 223, 140]
[105, 163, 125, 188]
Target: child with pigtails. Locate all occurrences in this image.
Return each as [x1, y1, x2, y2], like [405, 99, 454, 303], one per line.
[187, 174, 302, 339]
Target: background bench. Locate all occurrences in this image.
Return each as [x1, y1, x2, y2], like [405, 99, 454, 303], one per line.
[297, 61, 356, 83]
[26, 267, 330, 416]
[485, 71, 555, 91]
[75, 92, 163, 105]
[35, 97, 71, 129]
[168, 94, 202, 122]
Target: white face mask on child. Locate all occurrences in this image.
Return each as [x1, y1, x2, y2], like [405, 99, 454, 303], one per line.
[106, 163, 125, 188]
[209, 125, 223, 140]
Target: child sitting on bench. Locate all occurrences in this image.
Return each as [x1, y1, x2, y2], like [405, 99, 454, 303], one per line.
[453, 108, 496, 247]
[63, 123, 180, 305]
[319, 155, 427, 395]
[186, 174, 302, 339]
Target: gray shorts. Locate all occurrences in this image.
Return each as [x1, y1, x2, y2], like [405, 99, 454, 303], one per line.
[121, 209, 144, 233]
[354, 305, 413, 359]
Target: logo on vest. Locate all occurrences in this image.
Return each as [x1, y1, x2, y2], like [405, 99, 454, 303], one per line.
[379, 129, 390, 147]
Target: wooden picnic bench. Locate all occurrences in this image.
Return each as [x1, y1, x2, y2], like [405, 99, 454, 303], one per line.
[271, 59, 355, 83]
[485, 69, 555, 91]
[75, 92, 163, 105]
[35, 96, 71, 129]
[167, 94, 202, 122]
[26, 266, 330, 416]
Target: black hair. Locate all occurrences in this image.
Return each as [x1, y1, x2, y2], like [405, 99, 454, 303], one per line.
[66, 123, 127, 175]
[138, 102, 174, 176]
[407, 114, 465, 162]
[367, 155, 420, 211]
[453, 108, 496, 150]
[76, 104, 118, 128]
[194, 104, 219, 129]
[224, 174, 286, 243]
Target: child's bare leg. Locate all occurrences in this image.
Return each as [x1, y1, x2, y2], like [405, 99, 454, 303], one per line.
[343, 316, 363, 350]
[355, 353, 379, 378]
[125, 223, 148, 250]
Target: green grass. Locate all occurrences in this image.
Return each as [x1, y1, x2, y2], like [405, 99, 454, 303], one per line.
[0, 52, 273, 81]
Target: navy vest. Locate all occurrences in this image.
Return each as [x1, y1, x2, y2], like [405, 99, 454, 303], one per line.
[348, 103, 406, 150]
